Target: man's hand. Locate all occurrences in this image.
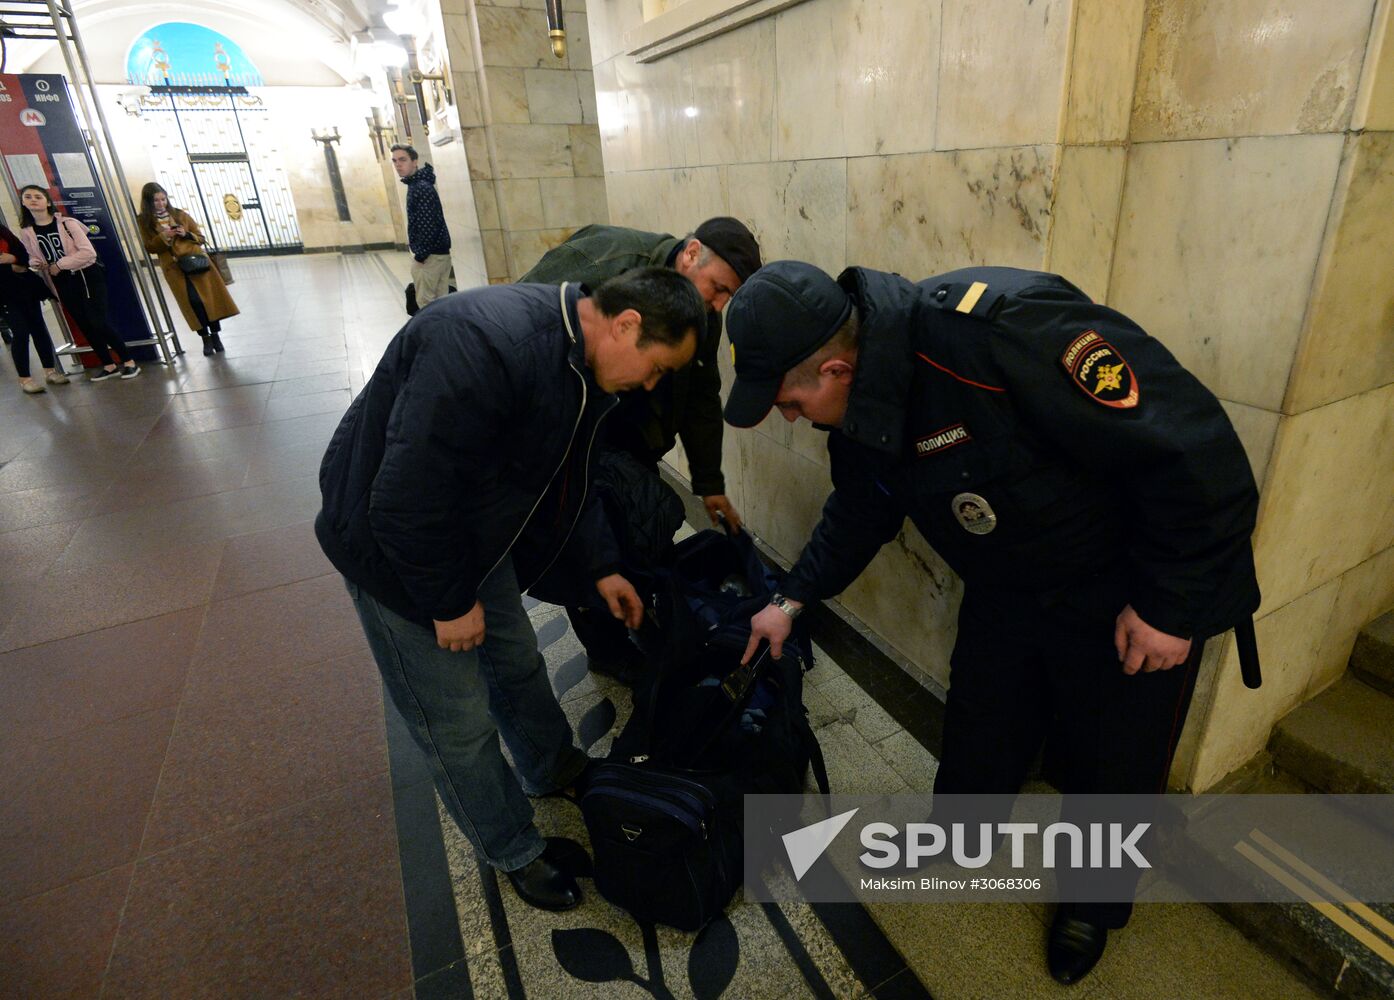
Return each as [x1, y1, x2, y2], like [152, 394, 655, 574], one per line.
[1114, 605, 1191, 675]
[434, 602, 485, 652]
[742, 601, 800, 664]
[703, 495, 743, 534]
[596, 573, 644, 629]
[48, 262, 62, 276]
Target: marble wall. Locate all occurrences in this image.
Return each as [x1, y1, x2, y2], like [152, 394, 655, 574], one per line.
[440, 0, 608, 281]
[266, 88, 400, 252]
[1111, 0, 1394, 790]
[587, 0, 1394, 789]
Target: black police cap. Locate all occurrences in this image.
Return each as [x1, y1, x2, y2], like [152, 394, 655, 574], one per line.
[723, 260, 851, 428]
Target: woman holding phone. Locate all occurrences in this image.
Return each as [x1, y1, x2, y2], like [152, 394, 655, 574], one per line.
[137, 182, 238, 356]
[18, 184, 139, 381]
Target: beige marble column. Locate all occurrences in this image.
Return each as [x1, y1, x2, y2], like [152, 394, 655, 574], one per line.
[440, 0, 607, 282]
[1099, 0, 1394, 790]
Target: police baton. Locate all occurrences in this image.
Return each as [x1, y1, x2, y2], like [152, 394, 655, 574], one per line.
[1235, 617, 1262, 689]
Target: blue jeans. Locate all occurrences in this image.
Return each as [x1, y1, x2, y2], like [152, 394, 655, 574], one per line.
[346, 558, 587, 871]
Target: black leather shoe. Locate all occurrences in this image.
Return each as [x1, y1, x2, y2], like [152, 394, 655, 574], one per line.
[200, 334, 214, 356]
[1048, 913, 1107, 985]
[210, 333, 225, 353]
[506, 845, 582, 911]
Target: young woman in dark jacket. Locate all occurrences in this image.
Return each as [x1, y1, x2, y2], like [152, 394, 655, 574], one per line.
[0, 218, 67, 394]
[18, 185, 138, 381]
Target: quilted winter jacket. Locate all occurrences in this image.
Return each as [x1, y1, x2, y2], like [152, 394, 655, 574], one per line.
[315, 282, 619, 625]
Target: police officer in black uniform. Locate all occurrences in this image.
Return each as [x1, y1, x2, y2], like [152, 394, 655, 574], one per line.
[724, 260, 1261, 985]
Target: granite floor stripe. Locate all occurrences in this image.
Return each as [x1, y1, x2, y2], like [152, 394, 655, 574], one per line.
[383, 683, 470, 989]
[811, 902, 924, 1000]
[478, 859, 528, 1000]
[761, 900, 839, 1000]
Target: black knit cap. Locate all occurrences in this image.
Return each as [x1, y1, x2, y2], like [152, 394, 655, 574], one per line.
[692, 217, 762, 284]
[723, 260, 851, 428]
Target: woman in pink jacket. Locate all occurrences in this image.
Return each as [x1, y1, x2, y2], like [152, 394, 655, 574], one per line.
[19, 185, 138, 381]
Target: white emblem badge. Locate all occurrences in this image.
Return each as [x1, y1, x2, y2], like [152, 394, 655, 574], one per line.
[951, 492, 997, 535]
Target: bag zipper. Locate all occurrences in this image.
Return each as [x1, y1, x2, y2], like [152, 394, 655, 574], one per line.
[585, 785, 707, 839]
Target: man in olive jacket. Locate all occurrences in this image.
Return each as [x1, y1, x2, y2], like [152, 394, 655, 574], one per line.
[316, 268, 704, 911]
[519, 217, 761, 682]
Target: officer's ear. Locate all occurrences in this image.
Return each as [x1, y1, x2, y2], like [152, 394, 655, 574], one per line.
[821, 358, 855, 384]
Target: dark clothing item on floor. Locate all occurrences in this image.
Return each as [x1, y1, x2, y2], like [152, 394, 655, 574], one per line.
[315, 281, 619, 629]
[53, 266, 130, 368]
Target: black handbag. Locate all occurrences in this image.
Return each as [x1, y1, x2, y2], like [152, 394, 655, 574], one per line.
[177, 253, 211, 275]
[580, 760, 741, 931]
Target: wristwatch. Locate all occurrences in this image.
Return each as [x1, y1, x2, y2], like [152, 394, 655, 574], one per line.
[770, 593, 803, 620]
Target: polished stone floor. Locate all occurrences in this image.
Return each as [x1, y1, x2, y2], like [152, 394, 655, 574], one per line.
[0, 253, 1328, 999]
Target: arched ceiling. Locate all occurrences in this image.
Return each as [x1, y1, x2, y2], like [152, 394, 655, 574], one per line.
[2, 0, 398, 84]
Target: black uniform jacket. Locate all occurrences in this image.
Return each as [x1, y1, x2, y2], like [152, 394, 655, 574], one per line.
[782, 267, 1261, 641]
[519, 224, 727, 496]
[315, 283, 618, 626]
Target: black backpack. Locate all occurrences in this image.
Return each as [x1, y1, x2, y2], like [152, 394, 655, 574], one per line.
[580, 528, 828, 930]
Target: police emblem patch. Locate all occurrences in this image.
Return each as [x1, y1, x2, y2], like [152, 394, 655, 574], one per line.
[951, 492, 997, 535]
[1060, 330, 1139, 409]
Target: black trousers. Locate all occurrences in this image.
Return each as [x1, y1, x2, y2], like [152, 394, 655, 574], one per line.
[184, 274, 221, 335]
[3, 295, 55, 378]
[54, 267, 129, 367]
[932, 588, 1204, 928]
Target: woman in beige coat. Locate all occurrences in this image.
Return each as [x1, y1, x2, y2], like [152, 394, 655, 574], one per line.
[137, 183, 238, 356]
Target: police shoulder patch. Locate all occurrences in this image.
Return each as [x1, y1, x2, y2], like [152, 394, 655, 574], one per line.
[1060, 330, 1139, 409]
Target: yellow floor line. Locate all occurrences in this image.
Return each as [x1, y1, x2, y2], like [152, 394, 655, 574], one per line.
[1234, 839, 1394, 966]
[1249, 828, 1394, 947]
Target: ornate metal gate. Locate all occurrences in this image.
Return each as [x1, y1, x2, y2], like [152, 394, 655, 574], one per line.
[138, 84, 302, 254]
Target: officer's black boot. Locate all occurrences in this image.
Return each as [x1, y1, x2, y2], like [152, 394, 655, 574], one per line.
[210, 332, 225, 353]
[1047, 908, 1107, 985]
[199, 331, 215, 356]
